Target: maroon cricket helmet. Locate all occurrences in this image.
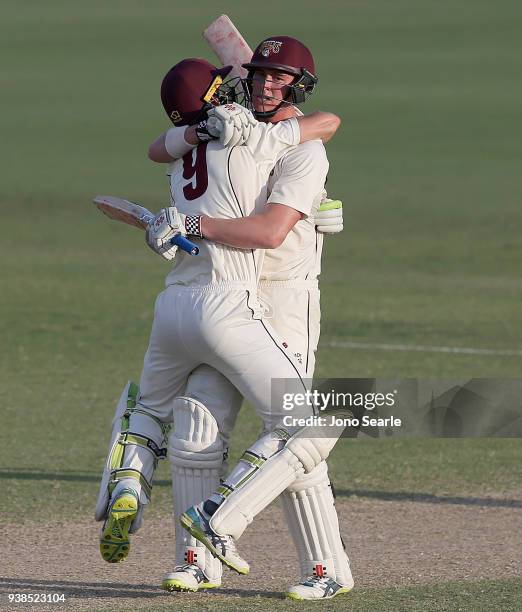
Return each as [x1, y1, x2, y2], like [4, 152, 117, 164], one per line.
[241, 36, 318, 112]
[160, 58, 233, 126]
[243, 35, 316, 77]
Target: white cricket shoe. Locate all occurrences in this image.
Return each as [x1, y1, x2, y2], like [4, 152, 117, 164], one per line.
[286, 576, 353, 601]
[161, 564, 221, 592]
[180, 503, 250, 575]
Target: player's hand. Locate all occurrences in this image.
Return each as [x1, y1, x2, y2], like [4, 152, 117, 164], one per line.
[195, 118, 221, 142]
[315, 199, 343, 234]
[207, 103, 257, 147]
[146, 207, 186, 261]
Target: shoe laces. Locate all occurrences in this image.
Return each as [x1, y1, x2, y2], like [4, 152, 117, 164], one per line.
[173, 563, 207, 582]
[175, 563, 199, 575]
[303, 576, 333, 588]
[174, 563, 197, 572]
[218, 533, 238, 552]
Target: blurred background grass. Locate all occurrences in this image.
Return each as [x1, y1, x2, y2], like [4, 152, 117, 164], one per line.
[1, 0, 521, 524]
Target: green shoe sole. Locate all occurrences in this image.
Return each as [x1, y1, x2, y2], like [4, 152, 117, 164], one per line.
[100, 493, 137, 563]
[285, 586, 351, 601]
[162, 578, 220, 592]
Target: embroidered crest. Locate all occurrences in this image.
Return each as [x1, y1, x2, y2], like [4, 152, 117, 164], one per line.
[260, 40, 282, 57]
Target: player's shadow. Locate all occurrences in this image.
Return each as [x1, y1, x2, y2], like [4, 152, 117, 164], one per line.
[0, 578, 284, 601]
[4, 469, 519, 508]
[334, 488, 522, 508]
[0, 577, 165, 600]
[0, 468, 170, 487]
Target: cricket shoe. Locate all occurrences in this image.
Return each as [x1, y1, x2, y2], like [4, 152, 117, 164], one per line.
[180, 503, 250, 575]
[161, 564, 220, 592]
[99, 488, 138, 563]
[286, 576, 353, 601]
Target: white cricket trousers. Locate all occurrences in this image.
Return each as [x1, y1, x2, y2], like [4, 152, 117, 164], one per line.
[138, 283, 310, 430]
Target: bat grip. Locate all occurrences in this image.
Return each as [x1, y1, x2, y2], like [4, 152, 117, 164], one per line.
[141, 213, 155, 225]
[170, 234, 200, 256]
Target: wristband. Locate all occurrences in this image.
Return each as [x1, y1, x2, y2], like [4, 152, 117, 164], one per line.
[164, 126, 194, 158]
[185, 215, 203, 238]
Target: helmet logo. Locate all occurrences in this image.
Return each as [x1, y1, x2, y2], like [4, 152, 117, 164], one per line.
[170, 110, 182, 123]
[260, 40, 282, 57]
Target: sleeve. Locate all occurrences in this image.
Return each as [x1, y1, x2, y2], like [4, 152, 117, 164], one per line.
[247, 117, 300, 164]
[268, 143, 329, 217]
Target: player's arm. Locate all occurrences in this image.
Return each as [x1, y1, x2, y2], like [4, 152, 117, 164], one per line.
[148, 106, 340, 163]
[148, 125, 202, 162]
[199, 195, 344, 249]
[200, 143, 329, 249]
[148, 104, 257, 162]
[201, 204, 301, 249]
[296, 112, 341, 144]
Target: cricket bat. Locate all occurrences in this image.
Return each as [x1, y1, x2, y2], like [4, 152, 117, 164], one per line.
[92, 195, 199, 255]
[203, 15, 253, 80]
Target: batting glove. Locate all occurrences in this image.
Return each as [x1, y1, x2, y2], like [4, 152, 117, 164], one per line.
[207, 103, 257, 147]
[146, 206, 203, 261]
[194, 117, 222, 142]
[315, 199, 343, 234]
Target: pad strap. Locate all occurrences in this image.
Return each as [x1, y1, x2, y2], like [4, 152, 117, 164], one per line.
[117, 432, 167, 459]
[215, 450, 267, 499]
[107, 383, 168, 502]
[108, 468, 153, 500]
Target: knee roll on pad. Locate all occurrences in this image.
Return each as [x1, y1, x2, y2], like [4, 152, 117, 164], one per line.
[169, 396, 225, 468]
[285, 457, 330, 492]
[285, 423, 344, 473]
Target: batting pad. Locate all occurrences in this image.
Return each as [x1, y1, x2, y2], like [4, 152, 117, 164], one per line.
[95, 381, 135, 522]
[281, 461, 354, 587]
[210, 419, 347, 539]
[210, 445, 303, 539]
[94, 381, 168, 525]
[170, 397, 224, 582]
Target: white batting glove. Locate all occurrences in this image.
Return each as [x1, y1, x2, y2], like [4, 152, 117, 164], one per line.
[315, 199, 343, 234]
[146, 207, 204, 260]
[145, 207, 202, 262]
[145, 207, 186, 260]
[207, 103, 257, 147]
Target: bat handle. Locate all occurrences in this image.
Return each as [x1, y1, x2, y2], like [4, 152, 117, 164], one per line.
[170, 234, 200, 256]
[141, 213, 155, 225]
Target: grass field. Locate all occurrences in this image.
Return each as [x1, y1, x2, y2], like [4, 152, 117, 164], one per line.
[1, 1, 521, 610]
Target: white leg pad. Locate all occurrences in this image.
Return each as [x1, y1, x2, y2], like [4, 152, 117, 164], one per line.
[170, 397, 225, 583]
[281, 461, 354, 588]
[95, 383, 132, 521]
[94, 381, 167, 525]
[209, 420, 347, 540]
[211, 430, 287, 501]
[210, 446, 304, 539]
[114, 411, 165, 499]
[284, 421, 346, 473]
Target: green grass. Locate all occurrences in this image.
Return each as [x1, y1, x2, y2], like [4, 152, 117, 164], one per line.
[1, 0, 521, 508]
[98, 578, 522, 611]
[1, 1, 521, 609]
